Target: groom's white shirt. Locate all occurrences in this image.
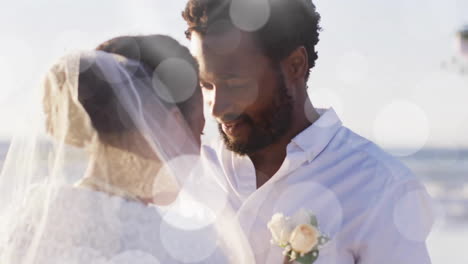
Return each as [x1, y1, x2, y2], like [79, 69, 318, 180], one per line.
[202, 108, 434, 264]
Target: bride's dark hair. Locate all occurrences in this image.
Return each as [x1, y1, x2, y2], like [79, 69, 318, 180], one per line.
[98, 36, 200, 119]
[76, 35, 201, 136]
[77, 57, 148, 135]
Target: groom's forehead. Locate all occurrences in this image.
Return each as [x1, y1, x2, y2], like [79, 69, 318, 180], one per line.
[190, 32, 269, 76]
[192, 32, 264, 59]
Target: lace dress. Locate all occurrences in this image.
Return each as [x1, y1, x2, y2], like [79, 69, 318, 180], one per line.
[1, 185, 230, 264]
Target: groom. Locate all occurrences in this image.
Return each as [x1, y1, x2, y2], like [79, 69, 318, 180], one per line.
[183, 0, 434, 263]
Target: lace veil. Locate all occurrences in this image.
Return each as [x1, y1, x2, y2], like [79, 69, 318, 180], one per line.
[0, 48, 254, 263]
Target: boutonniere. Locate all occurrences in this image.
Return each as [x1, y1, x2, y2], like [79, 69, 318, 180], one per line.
[267, 209, 329, 263]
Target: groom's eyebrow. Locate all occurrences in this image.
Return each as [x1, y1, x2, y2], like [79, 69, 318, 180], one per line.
[219, 74, 242, 80]
[200, 73, 242, 82]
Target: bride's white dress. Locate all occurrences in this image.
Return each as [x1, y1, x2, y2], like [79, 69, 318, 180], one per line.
[3, 184, 230, 264]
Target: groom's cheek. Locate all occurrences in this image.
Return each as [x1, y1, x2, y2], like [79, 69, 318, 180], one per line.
[202, 88, 213, 107]
[202, 88, 218, 118]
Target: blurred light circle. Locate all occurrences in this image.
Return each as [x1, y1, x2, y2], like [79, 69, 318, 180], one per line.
[373, 100, 429, 157]
[272, 181, 343, 238]
[230, 0, 271, 32]
[160, 220, 219, 263]
[393, 190, 437, 242]
[157, 155, 228, 230]
[110, 250, 160, 264]
[154, 155, 200, 187]
[336, 51, 369, 84]
[153, 58, 198, 104]
[161, 190, 218, 231]
[180, 157, 230, 215]
[151, 165, 179, 206]
[306, 88, 344, 127]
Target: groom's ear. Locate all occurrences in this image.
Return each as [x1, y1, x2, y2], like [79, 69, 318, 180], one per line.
[281, 46, 309, 82]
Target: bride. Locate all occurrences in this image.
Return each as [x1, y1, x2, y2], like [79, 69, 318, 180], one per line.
[0, 35, 254, 264]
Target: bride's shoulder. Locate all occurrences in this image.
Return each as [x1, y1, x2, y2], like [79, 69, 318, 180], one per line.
[26, 183, 118, 206]
[24, 183, 159, 220]
[14, 183, 166, 257]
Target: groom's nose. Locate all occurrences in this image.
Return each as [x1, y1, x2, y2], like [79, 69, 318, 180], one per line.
[204, 84, 235, 119]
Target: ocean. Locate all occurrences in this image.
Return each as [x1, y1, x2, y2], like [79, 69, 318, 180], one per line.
[0, 141, 466, 262]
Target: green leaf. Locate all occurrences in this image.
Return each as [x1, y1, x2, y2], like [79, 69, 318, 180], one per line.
[318, 235, 330, 246]
[295, 249, 319, 264]
[310, 215, 318, 227]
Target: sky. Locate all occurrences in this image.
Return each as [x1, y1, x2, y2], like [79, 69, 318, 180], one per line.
[0, 0, 468, 154]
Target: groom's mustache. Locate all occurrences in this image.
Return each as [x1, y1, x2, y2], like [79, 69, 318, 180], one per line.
[217, 113, 252, 126]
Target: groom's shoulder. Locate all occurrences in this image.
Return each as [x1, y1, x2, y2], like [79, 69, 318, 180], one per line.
[328, 126, 416, 185]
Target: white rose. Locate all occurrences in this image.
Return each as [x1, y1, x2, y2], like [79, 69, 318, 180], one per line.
[267, 213, 292, 245]
[289, 224, 319, 254]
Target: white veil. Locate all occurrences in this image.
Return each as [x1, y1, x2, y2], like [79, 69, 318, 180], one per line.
[0, 49, 254, 263]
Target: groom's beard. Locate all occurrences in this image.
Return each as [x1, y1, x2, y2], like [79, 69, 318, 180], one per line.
[218, 74, 293, 156]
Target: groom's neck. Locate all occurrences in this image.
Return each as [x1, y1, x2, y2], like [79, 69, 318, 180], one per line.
[249, 98, 319, 188]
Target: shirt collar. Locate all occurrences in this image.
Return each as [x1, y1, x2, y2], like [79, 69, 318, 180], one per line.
[289, 108, 343, 162]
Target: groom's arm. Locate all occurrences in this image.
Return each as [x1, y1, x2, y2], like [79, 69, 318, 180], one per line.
[355, 178, 434, 264]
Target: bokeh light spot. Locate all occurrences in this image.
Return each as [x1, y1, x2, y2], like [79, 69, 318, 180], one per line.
[273, 181, 343, 238]
[373, 100, 429, 157]
[393, 190, 436, 242]
[229, 0, 270, 32]
[153, 58, 198, 104]
[157, 155, 228, 230]
[160, 220, 219, 263]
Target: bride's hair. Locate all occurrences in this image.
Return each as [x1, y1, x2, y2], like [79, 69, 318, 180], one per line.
[77, 58, 144, 135]
[42, 34, 202, 158]
[95, 35, 201, 126]
[40, 37, 201, 200]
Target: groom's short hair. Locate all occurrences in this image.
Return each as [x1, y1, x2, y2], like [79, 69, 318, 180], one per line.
[182, 0, 321, 80]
